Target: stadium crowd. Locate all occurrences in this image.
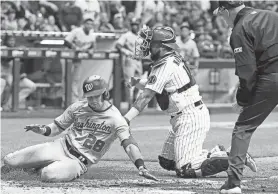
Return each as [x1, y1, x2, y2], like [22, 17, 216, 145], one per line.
[1, 0, 278, 111]
[1, 0, 278, 57]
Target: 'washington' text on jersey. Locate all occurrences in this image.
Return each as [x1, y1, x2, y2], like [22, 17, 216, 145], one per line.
[74, 120, 111, 134]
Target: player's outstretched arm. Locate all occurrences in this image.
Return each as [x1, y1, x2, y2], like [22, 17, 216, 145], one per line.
[121, 136, 158, 181]
[124, 88, 156, 123]
[126, 77, 148, 90]
[25, 123, 63, 137]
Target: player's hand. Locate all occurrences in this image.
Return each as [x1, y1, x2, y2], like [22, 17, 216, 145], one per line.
[24, 124, 46, 135]
[232, 102, 243, 113]
[138, 166, 158, 181]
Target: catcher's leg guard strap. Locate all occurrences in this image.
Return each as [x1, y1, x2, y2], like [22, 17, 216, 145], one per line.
[200, 157, 229, 177]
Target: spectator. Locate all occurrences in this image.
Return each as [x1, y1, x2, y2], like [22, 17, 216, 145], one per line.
[59, 1, 83, 32]
[123, 11, 135, 30]
[1, 35, 36, 111]
[152, 12, 164, 28]
[35, 13, 45, 31]
[176, 22, 200, 76]
[17, 17, 28, 31]
[99, 12, 114, 32]
[112, 13, 126, 30]
[115, 18, 142, 107]
[25, 14, 37, 31]
[4, 9, 18, 30]
[43, 15, 60, 31]
[75, 0, 100, 17]
[63, 16, 96, 103]
[110, 0, 126, 24]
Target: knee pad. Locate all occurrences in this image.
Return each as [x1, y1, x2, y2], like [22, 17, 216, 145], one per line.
[158, 155, 176, 171]
[200, 157, 229, 177]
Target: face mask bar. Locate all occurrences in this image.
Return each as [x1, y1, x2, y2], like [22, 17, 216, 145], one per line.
[134, 27, 153, 59]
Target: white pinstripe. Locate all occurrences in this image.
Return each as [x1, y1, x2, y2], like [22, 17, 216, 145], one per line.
[146, 52, 210, 170]
[161, 103, 210, 169]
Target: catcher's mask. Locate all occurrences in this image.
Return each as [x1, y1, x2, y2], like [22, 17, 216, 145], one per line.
[134, 26, 179, 59]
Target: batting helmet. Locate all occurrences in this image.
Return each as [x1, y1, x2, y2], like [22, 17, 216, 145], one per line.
[82, 75, 109, 99]
[213, 1, 244, 15]
[135, 26, 179, 58]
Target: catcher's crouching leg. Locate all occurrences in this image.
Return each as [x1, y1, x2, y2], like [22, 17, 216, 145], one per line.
[158, 155, 176, 171]
[176, 157, 229, 178]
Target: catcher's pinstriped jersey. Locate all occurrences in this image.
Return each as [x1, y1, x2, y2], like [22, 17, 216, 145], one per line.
[54, 100, 130, 164]
[145, 51, 202, 115]
[144, 51, 210, 169]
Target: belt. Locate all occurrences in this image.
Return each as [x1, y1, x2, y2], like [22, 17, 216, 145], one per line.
[65, 139, 88, 165]
[177, 83, 192, 93]
[171, 100, 203, 118]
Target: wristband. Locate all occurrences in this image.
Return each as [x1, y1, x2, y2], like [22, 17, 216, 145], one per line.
[135, 159, 145, 169]
[124, 107, 140, 122]
[43, 126, 52, 136]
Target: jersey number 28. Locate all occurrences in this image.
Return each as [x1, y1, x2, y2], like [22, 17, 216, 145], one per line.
[83, 134, 105, 152]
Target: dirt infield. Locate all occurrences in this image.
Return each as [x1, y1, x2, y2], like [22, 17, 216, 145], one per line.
[1, 113, 278, 193]
[1, 157, 278, 194]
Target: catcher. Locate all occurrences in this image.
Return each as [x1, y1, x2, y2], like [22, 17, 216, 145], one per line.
[124, 26, 257, 179]
[2, 75, 157, 182]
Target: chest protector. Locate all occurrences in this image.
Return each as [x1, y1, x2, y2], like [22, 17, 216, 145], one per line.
[148, 53, 196, 111]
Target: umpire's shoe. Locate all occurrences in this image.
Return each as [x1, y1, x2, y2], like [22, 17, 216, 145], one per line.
[245, 153, 257, 172]
[220, 179, 241, 194]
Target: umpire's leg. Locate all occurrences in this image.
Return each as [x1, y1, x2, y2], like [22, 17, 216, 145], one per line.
[228, 74, 278, 185]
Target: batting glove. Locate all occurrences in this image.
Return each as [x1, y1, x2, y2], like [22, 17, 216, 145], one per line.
[24, 124, 48, 135]
[138, 166, 158, 181]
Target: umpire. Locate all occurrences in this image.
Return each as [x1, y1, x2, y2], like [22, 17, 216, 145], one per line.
[214, 1, 278, 193]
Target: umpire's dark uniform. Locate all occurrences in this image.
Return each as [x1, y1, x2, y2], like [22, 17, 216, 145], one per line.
[228, 7, 278, 184]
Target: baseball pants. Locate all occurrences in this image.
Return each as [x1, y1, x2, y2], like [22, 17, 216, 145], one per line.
[160, 102, 210, 169]
[228, 73, 278, 185]
[4, 138, 87, 182]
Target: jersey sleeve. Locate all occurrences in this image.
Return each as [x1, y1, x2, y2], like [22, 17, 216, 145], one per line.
[145, 61, 172, 94]
[116, 33, 127, 46]
[191, 41, 200, 58]
[230, 24, 257, 92]
[65, 28, 78, 43]
[54, 103, 80, 130]
[114, 116, 131, 142]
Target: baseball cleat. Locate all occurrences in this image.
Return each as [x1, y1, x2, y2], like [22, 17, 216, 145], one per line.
[245, 153, 257, 172]
[220, 181, 241, 194]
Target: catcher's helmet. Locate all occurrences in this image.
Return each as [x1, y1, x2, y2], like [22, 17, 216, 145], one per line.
[213, 1, 244, 15]
[82, 75, 109, 99]
[135, 26, 179, 58]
